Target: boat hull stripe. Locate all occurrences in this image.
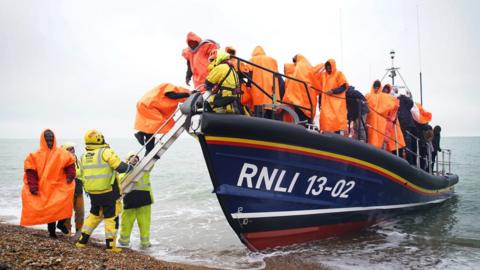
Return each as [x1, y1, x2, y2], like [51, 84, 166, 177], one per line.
[231, 198, 447, 219]
[205, 136, 452, 195]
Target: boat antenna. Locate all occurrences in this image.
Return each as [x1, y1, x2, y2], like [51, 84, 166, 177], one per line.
[417, 4, 423, 105]
[389, 49, 396, 86]
[380, 50, 411, 95]
[339, 8, 344, 67]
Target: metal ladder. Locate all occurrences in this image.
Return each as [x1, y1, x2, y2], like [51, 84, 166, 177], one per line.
[120, 108, 188, 194]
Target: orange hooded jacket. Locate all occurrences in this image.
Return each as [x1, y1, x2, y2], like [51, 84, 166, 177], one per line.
[415, 102, 432, 124]
[283, 54, 317, 119]
[248, 46, 280, 111]
[284, 63, 295, 77]
[384, 98, 406, 151]
[366, 83, 398, 148]
[317, 59, 348, 132]
[182, 32, 219, 90]
[134, 83, 190, 134]
[21, 130, 75, 226]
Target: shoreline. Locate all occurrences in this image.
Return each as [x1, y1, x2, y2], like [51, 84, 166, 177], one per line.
[0, 221, 333, 270]
[0, 222, 217, 270]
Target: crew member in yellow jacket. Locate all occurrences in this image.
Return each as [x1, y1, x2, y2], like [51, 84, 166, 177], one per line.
[118, 152, 154, 249]
[205, 50, 244, 114]
[75, 129, 132, 253]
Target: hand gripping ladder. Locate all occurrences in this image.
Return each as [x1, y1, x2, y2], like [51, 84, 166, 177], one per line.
[120, 92, 204, 194]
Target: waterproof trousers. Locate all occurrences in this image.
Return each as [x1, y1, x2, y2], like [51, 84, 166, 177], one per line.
[77, 200, 122, 250]
[119, 204, 151, 248]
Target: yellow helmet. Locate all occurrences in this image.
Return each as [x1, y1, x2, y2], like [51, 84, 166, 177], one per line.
[84, 129, 105, 145]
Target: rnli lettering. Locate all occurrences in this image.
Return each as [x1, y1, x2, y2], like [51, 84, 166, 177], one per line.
[237, 163, 297, 193]
[237, 163, 356, 198]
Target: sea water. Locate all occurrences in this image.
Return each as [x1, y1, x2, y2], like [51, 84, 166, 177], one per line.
[0, 136, 479, 269]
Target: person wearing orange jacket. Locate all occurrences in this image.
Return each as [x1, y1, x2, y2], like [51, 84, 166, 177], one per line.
[21, 129, 76, 238]
[412, 102, 432, 124]
[283, 54, 318, 122]
[366, 81, 389, 148]
[134, 83, 190, 156]
[315, 59, 348, 133]
[182, 32, 219, 91]
[248, 46, 282, 118]
[411, 102, 433, 171]
[284, 63, 296, 77]
[382, 85, 406, 153]
[366, 81, 399, 149]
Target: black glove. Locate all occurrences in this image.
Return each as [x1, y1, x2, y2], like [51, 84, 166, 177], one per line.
[165, 92, 191, 99]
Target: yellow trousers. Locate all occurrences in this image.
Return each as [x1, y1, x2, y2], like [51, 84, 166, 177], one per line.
[79, 200, 122, 247]
[119, 204, 151, 247]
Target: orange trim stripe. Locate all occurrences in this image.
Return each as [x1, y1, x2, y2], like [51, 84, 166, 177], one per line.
[205, 136, 453, 195]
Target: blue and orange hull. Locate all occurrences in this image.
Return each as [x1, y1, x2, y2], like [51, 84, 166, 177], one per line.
[197, 113, 458, 250]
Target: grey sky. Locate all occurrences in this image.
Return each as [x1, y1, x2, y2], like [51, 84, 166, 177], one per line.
[1, 0, 479, 138]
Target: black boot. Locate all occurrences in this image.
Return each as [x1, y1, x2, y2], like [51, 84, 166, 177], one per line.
[75, 232, 90, 248]
[134, 132, 145, 146]
[105, 238, 122, 253]
[56, 219, 69, 234]
[47, 222, 57, 238]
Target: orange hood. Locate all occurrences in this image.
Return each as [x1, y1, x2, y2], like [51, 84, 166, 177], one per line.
[326, 58, 337, 73]
[295, 54, 312, 67]
[383, 83, 392, 94]
[370, 80, 382, 94]
[252, 46, 266, 57]
[40, 129, 57, 151]
[186, 32, 202, 44]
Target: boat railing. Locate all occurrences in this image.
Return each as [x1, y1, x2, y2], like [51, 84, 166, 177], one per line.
[231, 56, 315, 124]
[231, 56, 380, 141]
[436, 148, 452, 176]
[229, 55, 450, 177]
[404, 130, 452, 176]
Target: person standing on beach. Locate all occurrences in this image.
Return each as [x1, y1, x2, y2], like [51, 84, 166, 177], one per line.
[118, 152, 154, 249]
[21, 129, 76, 238]
[61, 143, 85, 239]
[75, 129, 132, 253]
